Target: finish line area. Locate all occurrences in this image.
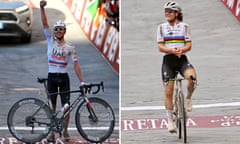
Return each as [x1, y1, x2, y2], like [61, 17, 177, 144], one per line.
[0, 127, 119, 144]
[121, 102, 240, 111]
[121, 102, 240, 131]
[0, 137, 119, 144]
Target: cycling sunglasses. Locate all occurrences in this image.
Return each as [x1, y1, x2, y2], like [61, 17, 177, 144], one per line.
[54, 27, 65, 31]
[165, 9, 176, 14]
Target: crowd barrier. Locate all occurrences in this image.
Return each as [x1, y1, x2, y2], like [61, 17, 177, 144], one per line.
[221, 0, 240, 22]
[63, 0, 119, 74]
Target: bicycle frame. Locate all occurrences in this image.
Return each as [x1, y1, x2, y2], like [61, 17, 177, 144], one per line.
[8, 78, 114, 143]
[37, 78, 104, 133]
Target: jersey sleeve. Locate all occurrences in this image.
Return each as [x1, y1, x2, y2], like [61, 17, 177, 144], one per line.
[184, 23, 191, 43]
[71, 46, 79, 62]
[157, 24, 164, 43]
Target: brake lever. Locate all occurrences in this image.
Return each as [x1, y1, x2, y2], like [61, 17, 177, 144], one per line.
[91, 81, 104, 94]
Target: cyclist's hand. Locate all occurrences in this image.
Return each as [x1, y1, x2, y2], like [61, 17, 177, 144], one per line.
[173, 48, 182, 58]
[40, 0, 47, 8]
[80, 82, 85, 86]
[80, 82, 90, 86]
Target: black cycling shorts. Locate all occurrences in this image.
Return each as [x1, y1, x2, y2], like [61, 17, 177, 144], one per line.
[47, 73, 70, 105]
[162, 54, 194, 82]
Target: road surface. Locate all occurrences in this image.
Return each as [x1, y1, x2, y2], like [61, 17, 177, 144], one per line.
[121, 0, 240, 144]
[0, 0, 119, 143]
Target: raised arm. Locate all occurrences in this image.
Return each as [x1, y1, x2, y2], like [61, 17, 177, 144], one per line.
[40, 0, 49, 28]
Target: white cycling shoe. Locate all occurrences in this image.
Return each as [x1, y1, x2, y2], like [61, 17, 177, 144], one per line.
[168, 118, 177, 133]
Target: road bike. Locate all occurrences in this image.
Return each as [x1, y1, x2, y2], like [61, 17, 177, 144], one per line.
[7, 78, 115, 143]
[167, 74, 196, 144]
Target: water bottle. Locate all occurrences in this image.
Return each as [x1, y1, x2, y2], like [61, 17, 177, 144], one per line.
[58, 103, 69, 117]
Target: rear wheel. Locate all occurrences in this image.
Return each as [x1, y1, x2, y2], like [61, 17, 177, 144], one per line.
[75, 97, 115, 143]
[7, 98, 52, 143]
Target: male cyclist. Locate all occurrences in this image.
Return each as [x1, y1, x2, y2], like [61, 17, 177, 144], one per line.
[157, 1, 197, 133]
[40, 0, 84, 142]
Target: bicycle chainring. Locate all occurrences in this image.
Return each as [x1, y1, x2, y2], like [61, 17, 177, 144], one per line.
[51, 118, 65, 133]
[25, 116, 36, 127]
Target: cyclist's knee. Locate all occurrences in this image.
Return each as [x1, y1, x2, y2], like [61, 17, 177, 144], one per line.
[184, 68, 197, 80]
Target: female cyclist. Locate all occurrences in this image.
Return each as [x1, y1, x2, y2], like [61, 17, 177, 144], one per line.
[157, 1, 197, 133]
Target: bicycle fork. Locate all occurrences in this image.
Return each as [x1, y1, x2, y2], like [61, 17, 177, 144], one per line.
[84, 97, 98, 122]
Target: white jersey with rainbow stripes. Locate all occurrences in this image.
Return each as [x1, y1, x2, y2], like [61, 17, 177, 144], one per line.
[44, 28, 78, 73]
[157, 22, 191, 49]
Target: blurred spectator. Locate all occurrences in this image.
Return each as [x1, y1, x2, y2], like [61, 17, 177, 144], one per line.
[104, 0, 119, 31]
[93, 0, 107, 28]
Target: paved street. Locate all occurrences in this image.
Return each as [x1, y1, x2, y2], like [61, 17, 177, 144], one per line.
[0, 0, 119, 143]
[1, 0, 240, 143]
[121, 0, 240, 144]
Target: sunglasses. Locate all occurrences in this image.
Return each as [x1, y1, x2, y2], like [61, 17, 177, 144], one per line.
[54, 27, 65, 31]
[165, 9, 176, 14]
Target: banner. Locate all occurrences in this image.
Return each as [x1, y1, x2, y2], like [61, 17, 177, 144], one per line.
[122, 115, 240, 131]
[63, 0, 119, 73]
[222, 0, 240, 22]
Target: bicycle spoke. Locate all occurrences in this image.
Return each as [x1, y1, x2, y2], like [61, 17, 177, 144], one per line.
[8, 98, 51, 143]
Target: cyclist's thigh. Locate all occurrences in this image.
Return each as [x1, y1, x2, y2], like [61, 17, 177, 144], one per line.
[162, 55, 178, 81]
[179, 56, 197, 79]
[59, 74, 70, 105]
[162, 63, 176, 96]
[47, 75, 58, 105]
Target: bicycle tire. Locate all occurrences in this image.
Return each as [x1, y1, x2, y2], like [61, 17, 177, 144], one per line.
[177, 115, 182, 139]
[7, 98, 52, 143]
[179, 92, 187, 143]
[174, 92, 181, 139]
[75, 97, 115, 143]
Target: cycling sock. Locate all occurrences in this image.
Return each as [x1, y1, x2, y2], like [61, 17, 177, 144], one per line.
[166, 110, 173, 119]
[186, 91, 193, 99]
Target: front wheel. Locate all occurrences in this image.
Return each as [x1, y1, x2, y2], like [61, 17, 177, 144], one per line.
[7, 98, 52, 143]
[75, 97, 115, 143]
[179, 92, 187, 143]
